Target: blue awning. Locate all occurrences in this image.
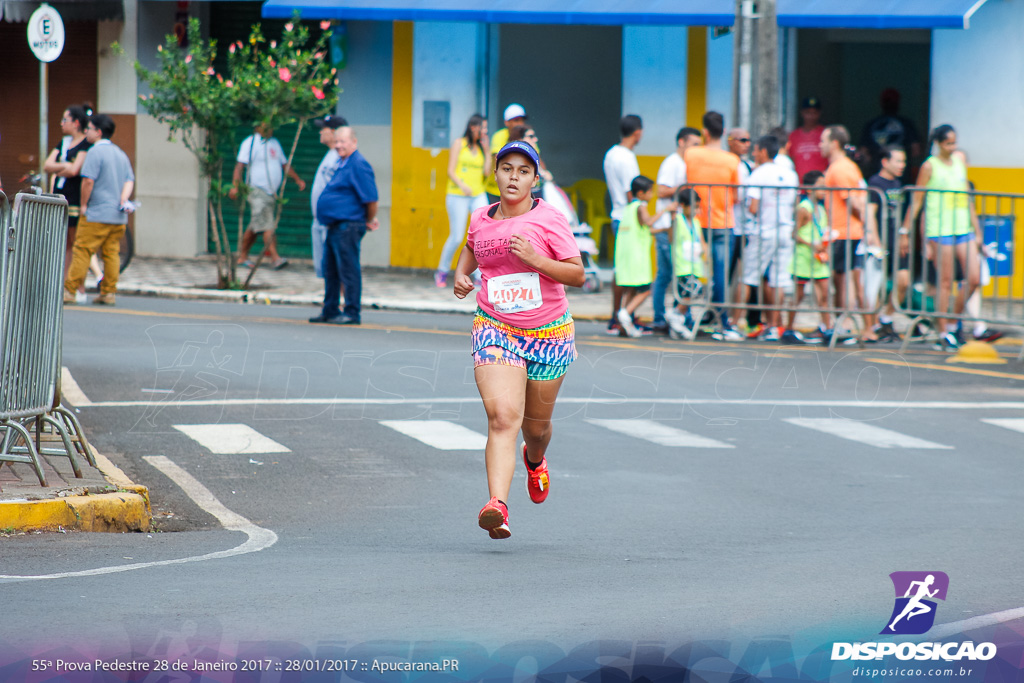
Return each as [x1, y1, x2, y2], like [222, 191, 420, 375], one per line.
[261, 0, 735, 26]
[777, 0, 989, 29]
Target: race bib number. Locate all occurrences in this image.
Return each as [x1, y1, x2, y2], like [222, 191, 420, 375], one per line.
[487, 272, 543, 314]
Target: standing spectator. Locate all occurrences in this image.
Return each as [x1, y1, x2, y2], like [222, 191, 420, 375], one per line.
[867, 145, 909, 342]
[310, 126, 379, 326]
[789, 97, 828, 181]
[62, 114, 134, 306]
[728, 127, 755, 331]
[614, 175, 675, 338]
[602, 114, 643, 335]
[484, 103, 528, 203]
[820, 124, 879, 341]
[859, 88, 921, 181]
[786, 171, 832, 341]
[743, 135, 799, 341]
[650, 126, 701, 332]
[310, 115, 347, 279]
[684, 111, 742, 340]
[437, 113, 490, 287]
[229, 124, 307, 271]
[44, 103, 101, 291]
[901, 125, 981, 350]
[664, 187, 708, 337]
[770, 126, 796, 174]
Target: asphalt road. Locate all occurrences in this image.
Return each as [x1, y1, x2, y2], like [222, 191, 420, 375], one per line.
[3, 296, 1024, 680]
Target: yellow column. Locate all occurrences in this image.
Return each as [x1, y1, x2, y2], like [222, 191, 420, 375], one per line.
[686, 26, 707, 127]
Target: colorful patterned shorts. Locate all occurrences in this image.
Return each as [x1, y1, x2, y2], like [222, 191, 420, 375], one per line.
[471, 308, 577, 381]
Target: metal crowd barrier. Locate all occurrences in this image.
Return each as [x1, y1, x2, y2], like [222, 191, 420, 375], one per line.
[676, 182, 888, 348]
[0, 191, 97, 489]
[892, 186, 1024, 359]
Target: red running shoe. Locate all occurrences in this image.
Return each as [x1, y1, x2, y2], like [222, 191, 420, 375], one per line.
[522, 442, 550, 504]
[478, 497, 510, 539]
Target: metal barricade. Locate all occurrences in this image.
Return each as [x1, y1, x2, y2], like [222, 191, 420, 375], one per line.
[0, 192, 78, 486]
[678, 181, 889, 348]
[893, 186, 1024, 359]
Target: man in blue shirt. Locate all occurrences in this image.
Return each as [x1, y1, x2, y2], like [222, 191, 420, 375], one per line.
[310, 126, 379, 325]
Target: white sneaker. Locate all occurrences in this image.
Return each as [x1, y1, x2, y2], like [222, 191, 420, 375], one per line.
[714, 327, 744, 342]
[616, 309, 641, 338]
[664, 309, 688, 336]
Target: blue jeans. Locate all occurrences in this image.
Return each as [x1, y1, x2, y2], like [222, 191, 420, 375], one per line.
[652, 231, 673, 325]
[703, 228, 734, 325]
[322, 221, 367, 320]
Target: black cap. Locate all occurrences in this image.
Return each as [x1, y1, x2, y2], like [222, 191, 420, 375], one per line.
[800, 96, 822, 110]
[314, 115, 348, 129]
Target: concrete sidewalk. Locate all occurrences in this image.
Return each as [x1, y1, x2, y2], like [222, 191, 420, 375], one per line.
[110, 255, 614, 319]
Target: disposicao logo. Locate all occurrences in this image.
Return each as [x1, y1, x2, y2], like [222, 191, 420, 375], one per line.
[831, 571, 997, 663]
[881, 571, 949, 635]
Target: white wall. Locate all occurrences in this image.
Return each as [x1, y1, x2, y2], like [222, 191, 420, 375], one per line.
[133, 115, 206, 257]
[97, 0, 138, 113]
[622, 26, 688, 158]
[931, 0, 1024, 168]
[412, 22, 484, 150]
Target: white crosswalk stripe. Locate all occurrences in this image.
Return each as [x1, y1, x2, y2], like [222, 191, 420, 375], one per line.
[783, 418, 953, 449]
[585, 418, 734, 449]
[380, 420, 488, 450]
[981, 418, 1024, 435]
[173, 424, 291, 454]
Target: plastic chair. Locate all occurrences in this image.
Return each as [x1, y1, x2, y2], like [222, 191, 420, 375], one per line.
[569, 178, 613, 263]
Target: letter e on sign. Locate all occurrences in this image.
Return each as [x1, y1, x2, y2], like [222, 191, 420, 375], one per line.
[27, 4, 65, 62]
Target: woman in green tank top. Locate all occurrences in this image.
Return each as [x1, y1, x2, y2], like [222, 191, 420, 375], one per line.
[901, 124, 982, 350]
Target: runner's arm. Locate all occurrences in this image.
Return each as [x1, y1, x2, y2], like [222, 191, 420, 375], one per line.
[453, 245, 479, 299]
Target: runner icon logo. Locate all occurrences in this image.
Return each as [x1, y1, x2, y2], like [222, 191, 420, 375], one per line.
[881, 571, 950, 635]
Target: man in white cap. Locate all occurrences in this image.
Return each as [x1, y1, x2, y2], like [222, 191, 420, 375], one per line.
[484, 103, 528, 203]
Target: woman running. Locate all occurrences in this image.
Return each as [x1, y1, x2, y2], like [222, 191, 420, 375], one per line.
[437, 113, 490, 287]
[453, 140, 584, 539]
[902, 124, 981, 350]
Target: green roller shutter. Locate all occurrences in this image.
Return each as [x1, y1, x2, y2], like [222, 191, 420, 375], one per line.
[208, 2, 330, 259]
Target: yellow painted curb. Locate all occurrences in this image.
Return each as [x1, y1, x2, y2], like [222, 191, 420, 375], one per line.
[0, 453, 152, 533]
[948, 341, 1007, 365]
[0, 490, 151, 533]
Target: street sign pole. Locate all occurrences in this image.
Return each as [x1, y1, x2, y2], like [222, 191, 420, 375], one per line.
[27, 3, 65, 191]
[39, 61, 48, 184]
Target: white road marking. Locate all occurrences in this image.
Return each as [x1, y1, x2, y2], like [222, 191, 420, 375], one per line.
[60, 367, 91, 406]
[928, 607, 1024, 639]
[784, 418, 953, 449]
[79, 397, 1024, 410]
[173, 423, 291, 454]
[586, 419, 734, 449]
[981, 418, 1024, 435]
[380, 420, 487, 450]
[0, 455, 277, 581]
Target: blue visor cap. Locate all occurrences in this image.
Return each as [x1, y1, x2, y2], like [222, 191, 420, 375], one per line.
[495, 141, 540, 174]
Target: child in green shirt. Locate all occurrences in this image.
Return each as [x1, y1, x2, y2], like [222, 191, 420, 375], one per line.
[614, 175, 675, 338]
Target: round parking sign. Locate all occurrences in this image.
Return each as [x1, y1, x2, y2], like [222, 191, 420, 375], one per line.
[27, 4, 65, 62]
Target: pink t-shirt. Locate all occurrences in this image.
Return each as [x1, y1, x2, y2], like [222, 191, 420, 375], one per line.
[468, 199, 581, 328]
